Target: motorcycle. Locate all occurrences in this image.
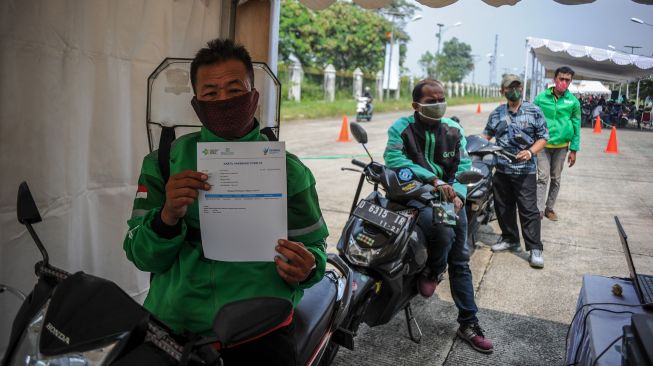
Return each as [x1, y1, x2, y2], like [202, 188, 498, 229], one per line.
[463, 135, 517, 254]
[3, 182, 353, 366]
[355, 97, 373, 122]
[322, 123, 481, 362]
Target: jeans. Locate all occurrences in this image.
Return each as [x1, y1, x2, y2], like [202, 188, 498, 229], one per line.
[537, 147, 568, 212]
[493, 172, 543, 251]
[417, 206, 479, 325]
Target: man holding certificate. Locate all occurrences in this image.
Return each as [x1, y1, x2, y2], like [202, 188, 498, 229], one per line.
[123, 39, 328, 365]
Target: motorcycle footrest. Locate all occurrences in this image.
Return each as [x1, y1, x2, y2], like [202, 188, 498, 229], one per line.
[332, 327, 355, 350]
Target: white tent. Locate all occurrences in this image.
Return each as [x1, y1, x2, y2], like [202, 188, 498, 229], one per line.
[524, 37, 653, 100]
[577, 81, 611, 96]
[299, 0, 653, 10]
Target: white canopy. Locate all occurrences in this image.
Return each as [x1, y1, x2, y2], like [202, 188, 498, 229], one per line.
[299, 0, 653, 10]
[577, 81, 611, 95]
[527, 37, 653, 82]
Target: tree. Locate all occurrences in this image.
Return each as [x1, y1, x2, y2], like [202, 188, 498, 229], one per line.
[434, 37, 474, 82]
[418, 51, 437, 79]
[279, 0, 411, 74]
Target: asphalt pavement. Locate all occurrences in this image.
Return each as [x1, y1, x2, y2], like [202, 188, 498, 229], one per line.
[281, 102, 653, 365]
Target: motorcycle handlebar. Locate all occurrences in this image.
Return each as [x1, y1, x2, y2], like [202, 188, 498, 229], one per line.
[351, 159, 367, 168]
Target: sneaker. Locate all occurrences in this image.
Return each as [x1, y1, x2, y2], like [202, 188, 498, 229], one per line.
[529, 249, 544, 268]
[417, 276, 437, 298]
[544, 208, 558, 221]
[457, 323, 494, 354]
[491, 239, 521, 252]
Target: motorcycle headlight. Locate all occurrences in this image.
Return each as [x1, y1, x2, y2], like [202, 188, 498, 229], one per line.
[346, 235, 398, 268]
[9, 302, 119, 366]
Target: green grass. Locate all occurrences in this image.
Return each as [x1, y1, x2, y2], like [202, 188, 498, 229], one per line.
[280, 96, 504, 121]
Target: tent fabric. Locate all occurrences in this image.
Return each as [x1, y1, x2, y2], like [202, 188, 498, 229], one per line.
[298, 0, 653, 10]
[0, 0, 223, 353]
[527, 37, 653, 82]
[577, 81, 611, 95]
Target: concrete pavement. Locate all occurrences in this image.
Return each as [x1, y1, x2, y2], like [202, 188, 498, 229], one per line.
[282, 102, 653, 365]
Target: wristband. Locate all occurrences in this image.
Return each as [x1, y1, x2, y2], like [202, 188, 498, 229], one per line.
[527, 149, 534, 159]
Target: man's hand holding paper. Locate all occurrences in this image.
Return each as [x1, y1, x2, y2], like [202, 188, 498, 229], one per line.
[274, 239, 316, 285]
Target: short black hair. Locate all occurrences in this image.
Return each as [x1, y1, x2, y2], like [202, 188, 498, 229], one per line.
[412, 79, 444, 102]
[190, 38, 254, 93]
[554, 66, 575, 78]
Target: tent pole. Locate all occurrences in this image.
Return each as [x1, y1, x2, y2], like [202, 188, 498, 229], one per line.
[636, 79, 641, 108]
[523, 39, 530, 101]
[618, 84, 622, 101]
[626, 81, 630, 101]
[530, 50, 536, 101]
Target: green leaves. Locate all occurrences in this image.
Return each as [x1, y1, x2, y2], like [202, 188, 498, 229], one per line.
[434, 38, 474, 82]
[279, 0, 408, 74]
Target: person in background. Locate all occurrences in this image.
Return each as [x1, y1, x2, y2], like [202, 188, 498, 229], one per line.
[533, 66, 580, 222]
[483, 75, 549, 268]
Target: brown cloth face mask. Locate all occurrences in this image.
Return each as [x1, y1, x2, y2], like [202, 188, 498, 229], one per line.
[191, 89, 259, 139]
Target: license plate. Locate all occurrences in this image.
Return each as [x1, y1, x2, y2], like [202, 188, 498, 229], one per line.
[353, 200, 408, 235]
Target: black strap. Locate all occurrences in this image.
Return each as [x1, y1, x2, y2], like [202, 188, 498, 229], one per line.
[158, 126, 176, 183]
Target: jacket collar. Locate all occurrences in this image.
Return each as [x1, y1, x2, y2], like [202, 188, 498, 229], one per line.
[199, 120, 263, 142]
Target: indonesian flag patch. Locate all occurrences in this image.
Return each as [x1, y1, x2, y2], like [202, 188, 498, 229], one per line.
[135, 185, 148, 200]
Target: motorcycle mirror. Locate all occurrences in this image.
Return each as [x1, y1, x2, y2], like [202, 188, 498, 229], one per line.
[349, 122, 368, 144]
[213, 297, 292, 347]
[456, 170, 484, 185]
[17, 182, 50, 268]
[17, 182, 42, 224]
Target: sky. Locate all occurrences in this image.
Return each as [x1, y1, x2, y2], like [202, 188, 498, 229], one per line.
[401, 0, 653, 85]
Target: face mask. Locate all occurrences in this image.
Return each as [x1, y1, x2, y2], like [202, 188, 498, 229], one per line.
[417, 102, 447, 123]
[554, 79, 570, 94]
[191, 89, 259, 139]
[505, 89, 522, 102]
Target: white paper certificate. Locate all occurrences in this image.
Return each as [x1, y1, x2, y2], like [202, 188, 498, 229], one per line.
[197, 141, 287, 262]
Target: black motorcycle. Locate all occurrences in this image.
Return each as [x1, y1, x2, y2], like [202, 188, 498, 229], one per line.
[322, 123, 481, 363]
[3, 182, 353, 366]
[464, 135, 518, 253]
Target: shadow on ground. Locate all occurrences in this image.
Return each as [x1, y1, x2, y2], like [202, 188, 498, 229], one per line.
[332, 299, 567, 366]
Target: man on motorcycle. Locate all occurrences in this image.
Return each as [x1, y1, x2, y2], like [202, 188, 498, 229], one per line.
[383, 79, 494, 354]
[123, 38, 328, 365]
[363, 86, 374, 114]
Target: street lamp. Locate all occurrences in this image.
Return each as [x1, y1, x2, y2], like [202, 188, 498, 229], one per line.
[624, 45, 642, 54]
[631, 17, 653, 28]
[384, 13, 422, 100]
[435, 21, 462, 56]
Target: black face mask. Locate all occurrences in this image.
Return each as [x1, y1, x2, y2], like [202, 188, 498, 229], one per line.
[191, 89, 259, 139]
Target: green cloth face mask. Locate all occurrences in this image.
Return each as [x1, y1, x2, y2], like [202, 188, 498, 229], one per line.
[418, 102, 447, 122]
[505, 89, 522, 102]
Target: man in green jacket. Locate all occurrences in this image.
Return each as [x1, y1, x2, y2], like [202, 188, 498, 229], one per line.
[384, 80, 494, 354]
[123, 39, 328, 365]
[534, 66, 581, 221]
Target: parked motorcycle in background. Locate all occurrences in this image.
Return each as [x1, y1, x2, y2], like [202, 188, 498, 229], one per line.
[321, 122, 482, 363]
[464, 134, 518, 254]
[355, 97, 373, 122]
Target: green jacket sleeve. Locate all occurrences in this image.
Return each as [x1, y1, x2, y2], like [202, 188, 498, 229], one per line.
[123, 153, 185, 274]
[286, 155, 329, 290]
[570, 99, 581, 151]
[383, 120, 437, 182]
[452, 133, 471, 200]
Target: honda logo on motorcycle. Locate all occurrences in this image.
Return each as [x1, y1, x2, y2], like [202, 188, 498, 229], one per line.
[46, 322, 70, 345]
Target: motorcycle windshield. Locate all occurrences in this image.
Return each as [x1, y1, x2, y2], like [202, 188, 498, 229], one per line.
[146, 58, 281, 152]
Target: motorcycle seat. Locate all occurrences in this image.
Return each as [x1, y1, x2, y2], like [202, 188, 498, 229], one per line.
[294, 275, 337, 364]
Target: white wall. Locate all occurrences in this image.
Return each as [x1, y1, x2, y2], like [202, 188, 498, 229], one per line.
[0, 0, 224, 355]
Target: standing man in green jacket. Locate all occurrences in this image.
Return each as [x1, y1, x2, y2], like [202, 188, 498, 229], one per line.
[384, 80, 494, 354]
[534, 66, 581, 221]
[123, 39, 328, 365]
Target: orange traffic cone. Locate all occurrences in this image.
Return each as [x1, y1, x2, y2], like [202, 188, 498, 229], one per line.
[337, 115, 351, 142]
[605, 127, 619, 154]
[593, 116, 602, 134]
[476, 103, 481, 114]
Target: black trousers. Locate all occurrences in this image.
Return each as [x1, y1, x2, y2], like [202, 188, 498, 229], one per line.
[493, 172, 543, 251]
[220, 321, 297, 366]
